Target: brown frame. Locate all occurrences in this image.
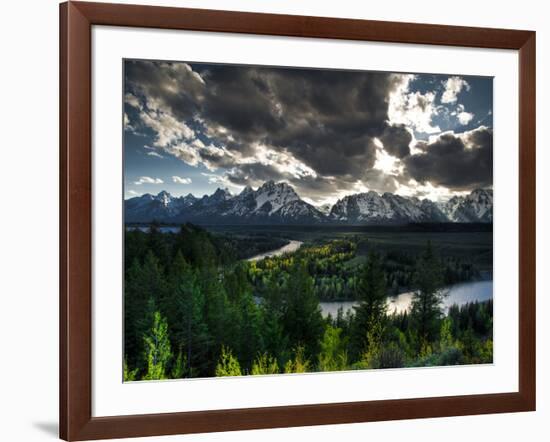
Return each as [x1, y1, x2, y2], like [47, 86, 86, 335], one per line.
[60, 1, 536, 440]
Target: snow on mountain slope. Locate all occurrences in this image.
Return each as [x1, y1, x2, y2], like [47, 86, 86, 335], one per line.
[124, 183, 493, 225]
[251, 181, 300, 215]
[330, 191, 393, 222]
[272, 199, 324, 222]
[440, 189, 493, 222]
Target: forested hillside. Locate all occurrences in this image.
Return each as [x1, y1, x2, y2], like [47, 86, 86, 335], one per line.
[124, 224, 493, 381]
[249, 238, 482, 301]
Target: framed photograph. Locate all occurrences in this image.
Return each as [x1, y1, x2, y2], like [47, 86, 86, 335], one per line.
[60, 1, 536, 440]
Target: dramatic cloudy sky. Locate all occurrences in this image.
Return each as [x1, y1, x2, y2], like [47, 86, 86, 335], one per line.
[124, 59, 493, 205]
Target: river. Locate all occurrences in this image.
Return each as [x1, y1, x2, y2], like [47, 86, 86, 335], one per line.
[129, 226, 491, 317]
[320, 280, 493, 318]
[247, 240, 303, 262]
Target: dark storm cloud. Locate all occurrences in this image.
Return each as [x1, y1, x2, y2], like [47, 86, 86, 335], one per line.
[379, 124, 412, 158]
[125, 60, 404, 193]
[224, 162, 353, 203]
[125, 61, 205, 119]
[404, 126, 493, 190]
[125, 60, 493, 198]
[238, 68, 397, 177]
[225, 163, 286, 186]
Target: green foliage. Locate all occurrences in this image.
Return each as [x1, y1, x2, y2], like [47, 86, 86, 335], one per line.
[251, 353, 279, 375]
[167, 252, 212, 376]
[440, 317, 455, 351]
[219, 233, 288, 260]
[249, 236, 482, 302]
[356, 341, 406, 370]
[171, 351, 187, 379]
[479, 339, 493, 363]
[124, 225, 493, 380]
[318, 326, 348, 372]
[142, 302, 172, 380]
[282, 260, 324, 360]
[260, 279, 289, 365]
[123, 357, 138, 382]
[215, 346, 242, 377]
[359, 316, 384, 368]
[350, 251, 387, 360]
[376, 343, 406, 369]
[124, 251, 166, 370]
[410, 241, 445, 351]
[284, 346, 310, 374]
[250, 240, 358, 301]
[227, 263, 265, 370]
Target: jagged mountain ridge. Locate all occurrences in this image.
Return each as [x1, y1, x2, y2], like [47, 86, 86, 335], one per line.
[440, 188, 493, 222]
[125, 181, 493, 225]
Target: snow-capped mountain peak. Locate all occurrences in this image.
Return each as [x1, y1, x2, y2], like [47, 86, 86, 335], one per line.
[239, 185, 254, 196]
[253, 180, 300, 215]
[212, 187, 232, 199]
[182, 193, 198, 204]
[200, 187, 232, 206]
[440, 188, 493, 222]
[329, 188, 492, 224]
[125, 182, 493, 225]
[155, 190, 172, 207]
[330, 190, 393, 222]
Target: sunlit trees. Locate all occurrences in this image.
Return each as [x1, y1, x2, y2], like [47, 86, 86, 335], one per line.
[318, 326, 348, 372]
[142, 301, 172, 380]
[123, 357, 138, 382]
[284, 346, 310, 373]
[171, 350, 186, 379]
[215, 346, 242, 377]
[251, 353, 279, 375]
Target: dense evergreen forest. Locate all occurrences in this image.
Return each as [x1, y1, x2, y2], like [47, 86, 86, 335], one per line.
[124, 224, 493, 381]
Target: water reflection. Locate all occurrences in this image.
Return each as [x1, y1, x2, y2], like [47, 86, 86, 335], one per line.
[320, 280, 493, 318]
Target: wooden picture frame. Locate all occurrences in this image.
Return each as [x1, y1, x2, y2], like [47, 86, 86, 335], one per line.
[60, 1, 536, 440]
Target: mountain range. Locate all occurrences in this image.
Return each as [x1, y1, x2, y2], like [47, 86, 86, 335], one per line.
[125, 180, 493, 225]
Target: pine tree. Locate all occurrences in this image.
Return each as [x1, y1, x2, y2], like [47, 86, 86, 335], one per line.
[318, 326, 348, 372]
[124, 258, 144, 370]
[146, 221, 171, 269]
[142, 300, 172, 381]
[165, 252, 210, 377]
[360, 317, 384, 368]
[215, 346, 242, 377]
[123, 357, 138, 382]
[201, 265, 232, 375]
[440, 317, 454, 351]
[251, 353, 279, 375]
[234, 292, 264, 372]
[284, 346, 310, 374]
[260, 278, 289, 362]
[350, 251, 387, 360]
[224, 263, 264, 372]
[410, 241, 445, 352]
[171, 350, 186, 379]
[282, 260, 324, 360]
